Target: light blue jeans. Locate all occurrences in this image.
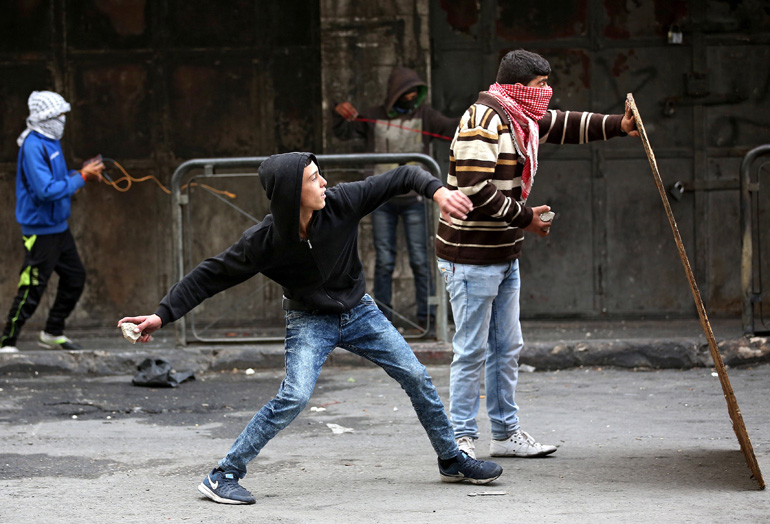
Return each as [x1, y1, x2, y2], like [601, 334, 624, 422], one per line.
[436, 258, 523, 441]
[219, 294, 458, 477]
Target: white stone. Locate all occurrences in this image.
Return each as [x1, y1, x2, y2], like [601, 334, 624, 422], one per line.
[120, 322, 141, 344]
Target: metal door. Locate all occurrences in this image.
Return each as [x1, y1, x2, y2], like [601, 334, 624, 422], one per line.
[429, 0, 770, 319]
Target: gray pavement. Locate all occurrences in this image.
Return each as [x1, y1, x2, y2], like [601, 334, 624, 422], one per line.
[1, 318, 769, 376]
[1, 363, 768, 522]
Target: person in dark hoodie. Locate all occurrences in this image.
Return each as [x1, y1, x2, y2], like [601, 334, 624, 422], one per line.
[118, 152, 503, 505]
[333, 66, 460, 334]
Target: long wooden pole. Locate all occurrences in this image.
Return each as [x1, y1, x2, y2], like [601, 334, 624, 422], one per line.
[626, 93, 764, 489]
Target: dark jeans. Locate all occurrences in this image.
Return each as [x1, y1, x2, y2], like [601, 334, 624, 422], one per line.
[371, 199, 435, 323]
[1, 229, 85, 346]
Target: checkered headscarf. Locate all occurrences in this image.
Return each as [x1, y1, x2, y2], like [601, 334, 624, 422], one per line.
[17, 91, 71, 146]
[488, 82, 552, 200]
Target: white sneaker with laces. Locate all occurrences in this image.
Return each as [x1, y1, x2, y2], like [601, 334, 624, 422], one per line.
[456, 436, 476, 459]
[0, 345, 19, 354]
[489, 430, 557, 458]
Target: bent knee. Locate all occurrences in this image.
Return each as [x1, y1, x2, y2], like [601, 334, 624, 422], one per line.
[275, 387, 313, 412]
[398, 363, 430, 388]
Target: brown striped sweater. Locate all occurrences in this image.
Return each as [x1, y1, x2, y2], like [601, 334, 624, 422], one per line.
[435, 92, 626, 265]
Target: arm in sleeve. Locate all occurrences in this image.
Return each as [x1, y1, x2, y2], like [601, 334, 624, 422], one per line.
[450, 109, 533, 228]
[539, 109, 625, 145]
[22, 140, 84, 202]
[154, 228, 263, 326]
[331, 106, 370, 141]
[341, 165, 443, 218]
[422, 106, 461, 139]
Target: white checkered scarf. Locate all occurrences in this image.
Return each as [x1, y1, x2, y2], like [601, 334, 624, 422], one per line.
[488, 82, 552, 200]
[17, 91, 71, 146]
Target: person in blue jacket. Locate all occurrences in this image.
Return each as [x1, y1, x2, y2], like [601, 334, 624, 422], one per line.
[0, 91, 103, 354]
[119, 152, 503, 505]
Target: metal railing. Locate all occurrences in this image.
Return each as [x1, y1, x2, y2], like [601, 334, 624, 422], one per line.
[741, 145, 770, 335]
[170, 153, 449, 345]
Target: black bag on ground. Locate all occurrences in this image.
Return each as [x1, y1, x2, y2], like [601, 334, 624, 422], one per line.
[132, 358, 195, 388]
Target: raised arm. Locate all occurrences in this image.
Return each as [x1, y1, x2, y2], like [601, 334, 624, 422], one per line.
[343, 165, 444, 218]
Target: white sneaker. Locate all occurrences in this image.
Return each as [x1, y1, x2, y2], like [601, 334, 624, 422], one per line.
[456, 436, 476, 459]
[489, 430, 557, 458]
[0, 345, 19, 354]
[38, 331, 82, 350]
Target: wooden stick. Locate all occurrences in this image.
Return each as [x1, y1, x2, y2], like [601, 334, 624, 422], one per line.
[626, 93, 765, 490]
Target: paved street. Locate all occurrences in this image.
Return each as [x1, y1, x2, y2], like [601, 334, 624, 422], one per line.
[1, 363, 768, 523]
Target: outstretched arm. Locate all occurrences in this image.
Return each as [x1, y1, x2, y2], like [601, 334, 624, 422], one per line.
[116, 225, 264, 341]
[540, 100, 640, 144]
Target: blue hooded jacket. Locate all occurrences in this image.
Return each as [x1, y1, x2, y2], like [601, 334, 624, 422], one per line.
[16, 131, 85, 235]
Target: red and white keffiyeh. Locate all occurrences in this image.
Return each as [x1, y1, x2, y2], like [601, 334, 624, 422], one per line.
[488, 82, 552, 200]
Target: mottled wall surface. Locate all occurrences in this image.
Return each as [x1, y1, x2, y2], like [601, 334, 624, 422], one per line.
[2, 0, 768, 338]
[431, 0, 770, 321]
[0, 0, 321, 334]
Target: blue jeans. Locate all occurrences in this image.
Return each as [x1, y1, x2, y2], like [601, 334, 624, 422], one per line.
[371, 199, 434, 322]
[436, 258, 523, 441]
[218, 295, 458, 477]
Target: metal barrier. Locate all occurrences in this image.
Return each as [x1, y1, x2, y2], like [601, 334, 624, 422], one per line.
[741, 144, 770, 335]
[170, 153, 449, 346]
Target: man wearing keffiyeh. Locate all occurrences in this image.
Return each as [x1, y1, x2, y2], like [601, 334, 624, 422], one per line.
[0, 91, 104, 353]
[436, 50, 639, 460]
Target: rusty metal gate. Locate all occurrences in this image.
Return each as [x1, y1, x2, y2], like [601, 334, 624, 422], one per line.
[170, 153, 448, 345]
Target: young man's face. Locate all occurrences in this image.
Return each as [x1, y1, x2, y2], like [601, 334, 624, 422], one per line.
[301, 161, 327, 211]
[525, 75, 549, 88]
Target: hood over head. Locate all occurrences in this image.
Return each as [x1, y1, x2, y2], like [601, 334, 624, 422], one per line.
[259, 152, 318, 241]
[17, 90, 72, 146]
[384, 66, 428, 117]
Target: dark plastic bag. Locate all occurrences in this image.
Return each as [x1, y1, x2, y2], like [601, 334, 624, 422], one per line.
[132, 358, 195, 388]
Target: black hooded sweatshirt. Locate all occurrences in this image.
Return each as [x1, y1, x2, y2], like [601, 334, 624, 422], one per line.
[154, 152, 444, 325]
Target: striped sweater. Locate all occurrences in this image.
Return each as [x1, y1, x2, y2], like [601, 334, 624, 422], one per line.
[435, 92, 626, 265]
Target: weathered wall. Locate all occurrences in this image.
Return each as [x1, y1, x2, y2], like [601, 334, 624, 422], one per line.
[0, 0, 322, 334]
[2, 0, 768, 339]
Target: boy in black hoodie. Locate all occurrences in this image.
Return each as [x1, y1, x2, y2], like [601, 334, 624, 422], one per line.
[118, 152, 502, 505]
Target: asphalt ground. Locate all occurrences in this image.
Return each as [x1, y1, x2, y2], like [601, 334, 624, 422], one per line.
[1, 363, 768, 523]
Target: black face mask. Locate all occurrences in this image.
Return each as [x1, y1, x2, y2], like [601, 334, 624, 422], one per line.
[393, 92, 419, 114]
